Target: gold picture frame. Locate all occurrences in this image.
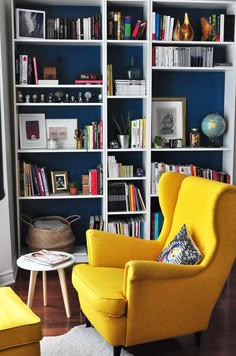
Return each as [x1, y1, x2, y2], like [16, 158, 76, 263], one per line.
[152, 97, 186, 145]
[51, 171, 68, 194]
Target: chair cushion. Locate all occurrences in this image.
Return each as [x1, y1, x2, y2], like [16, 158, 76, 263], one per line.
[157, 224, 202, 265]
[72, 264, 126, 317]
[0, 287, 42, 351]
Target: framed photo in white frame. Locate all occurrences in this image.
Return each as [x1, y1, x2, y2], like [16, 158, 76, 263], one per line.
[15, 8, 45, 40]
[19, 113, 46, 149]
[152, 97, 186, 145]
[46, 119, 77, 149]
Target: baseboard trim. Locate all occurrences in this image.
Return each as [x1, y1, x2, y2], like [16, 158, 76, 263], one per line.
[0, 263, 17, 285]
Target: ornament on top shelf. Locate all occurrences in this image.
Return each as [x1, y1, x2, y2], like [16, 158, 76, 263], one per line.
[173, 13, 194, 41]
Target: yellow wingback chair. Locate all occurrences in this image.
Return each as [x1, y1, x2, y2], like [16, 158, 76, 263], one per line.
[72, 172, 236, 355]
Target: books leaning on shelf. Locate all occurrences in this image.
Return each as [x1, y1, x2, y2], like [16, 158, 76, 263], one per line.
[89, 215, 104, 230]
[151, 162, 231, 195]
[108, 182, 145, 212]
[153, 46, 214, 68]
[74, 73, 103, 84]
[107, 216, 145, 238]
[23, 249, 72, 266]
[19, 161, 50, 197]
[115, 80, 146, 96]
[46, 13, 102, 40]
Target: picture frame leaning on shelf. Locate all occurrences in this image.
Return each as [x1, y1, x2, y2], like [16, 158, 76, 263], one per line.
[19, 113, 47, 149]
[46, 118, 77, 149]
[15, 8, 45, 40]
[51, 171, 69, 194]
[152, 97, 186, 146]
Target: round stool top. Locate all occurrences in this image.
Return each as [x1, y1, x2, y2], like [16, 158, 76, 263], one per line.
[17, 250, 75, 272]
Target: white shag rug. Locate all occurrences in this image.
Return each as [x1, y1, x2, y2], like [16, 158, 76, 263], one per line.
[40, 324, 133, 356]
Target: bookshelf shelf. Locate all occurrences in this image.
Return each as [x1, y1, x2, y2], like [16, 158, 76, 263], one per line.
[107, 211, 146, 216]
[14, 39, 103, 46]
[107, 177, 147, 180]
[152, 66, 234, 72]
[16, 103, 103, 107]
[16, 84, 103, 88]
[19, 194, 104, 200]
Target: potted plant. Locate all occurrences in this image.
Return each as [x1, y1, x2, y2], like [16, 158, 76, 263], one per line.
[153, 135, 166, 148]
[69, 182, 78, 195]
[112, 111, 132, 148]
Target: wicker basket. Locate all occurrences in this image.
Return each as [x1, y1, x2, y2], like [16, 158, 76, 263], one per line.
[21, 215, 80, 252]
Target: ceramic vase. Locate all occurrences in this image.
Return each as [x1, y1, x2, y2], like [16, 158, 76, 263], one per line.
[181, 12, 194, 41]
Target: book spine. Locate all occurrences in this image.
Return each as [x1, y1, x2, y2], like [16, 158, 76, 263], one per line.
[74, 79, 103, 84]
[32, 57, 38, 85]
[124, 16, 131, 40]
[20, 54, 28, 85]
[36, 167, 46, 196]
[99, 120, 103, 149]
[131, 20, 141, 39]
[41, 167, 50, 196]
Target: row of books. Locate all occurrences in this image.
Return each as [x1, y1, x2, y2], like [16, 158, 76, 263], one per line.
[107, 217, 145, 238]
[108, 156, 134, 178]
[46, 14, 102, 40]
[152, 12, 235, 42]
[107, 11, 147, 40]
[89, 215, 104, 230]
[82, 121, 103, 150]
[130, 117, 147, 148]
[85, 165, 103, 196]
[151, 211, 164, 240]
[152, 46, 214, 68]
[19, 161, 50, 197]
[115, 80, 146, 96]
[108, 182, 146, 212]
[15, 54, 38, 85]
[107, 64, 113, 96]
[151, 162, 230, 195]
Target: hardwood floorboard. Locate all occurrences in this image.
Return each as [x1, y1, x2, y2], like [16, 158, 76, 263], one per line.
[11, 263, 236, 355]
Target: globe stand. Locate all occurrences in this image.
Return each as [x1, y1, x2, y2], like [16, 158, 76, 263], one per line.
[207, 136, 220, 148]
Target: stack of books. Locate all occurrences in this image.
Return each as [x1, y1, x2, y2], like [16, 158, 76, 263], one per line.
[115, 80, 146, 96]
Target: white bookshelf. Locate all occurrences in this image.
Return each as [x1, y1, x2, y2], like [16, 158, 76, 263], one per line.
[10, 0, 236, 255]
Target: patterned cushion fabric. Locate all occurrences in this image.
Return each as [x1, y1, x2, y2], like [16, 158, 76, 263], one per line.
[157, 224, 202, 265]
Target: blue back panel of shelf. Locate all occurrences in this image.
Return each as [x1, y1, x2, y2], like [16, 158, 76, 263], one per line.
[152, 70, 225, 171]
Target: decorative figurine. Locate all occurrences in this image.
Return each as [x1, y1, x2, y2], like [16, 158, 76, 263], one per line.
[54, 91, 64, 102]
[74, 129, 84, 149]
[85, 91, 92, 103]
[71, 95, 76, 103]
[25, 94, 30, 103]
[109, 139, 119, 149]
[32, 94, 37, 103]
[98, 93, 102, 103]
[18, 91, 23, 103]
[136, 168, 144, 177]
[40, 94, 45, 103]
[65, 93, 69, 102]
[78, 92, 83, 103]
[48, 94, 53, 103]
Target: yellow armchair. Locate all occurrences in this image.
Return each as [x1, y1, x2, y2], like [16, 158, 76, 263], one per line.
[72, 172, 236, 355]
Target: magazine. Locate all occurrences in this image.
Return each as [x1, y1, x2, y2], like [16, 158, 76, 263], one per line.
[23, 249, 71, 266]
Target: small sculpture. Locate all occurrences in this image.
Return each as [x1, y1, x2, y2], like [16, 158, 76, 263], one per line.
[85, 91, 92, 103]
[74, 129, 84, 149]
[71, 95, 76, 103]
[65, 93, 69, 102]
[109, 140, 119, 149]
[173, 13, 194, 41]
[18, 91, 23, 103]
[25, 94, 30, 103]
[40, 94, 45, 103]
[32, 94, 37, 103]
[78, 92, 83, 103]
[200, 17, 212, 41]
[173, 19, 184, 41]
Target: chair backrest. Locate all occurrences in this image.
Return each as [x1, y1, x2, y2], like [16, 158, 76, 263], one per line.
[158, 172, 236, 284]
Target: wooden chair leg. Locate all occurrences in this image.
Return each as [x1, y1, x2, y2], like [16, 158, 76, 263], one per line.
[113, 345, 122, 356]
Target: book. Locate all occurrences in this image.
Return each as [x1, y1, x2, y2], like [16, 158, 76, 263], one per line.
[32, 56, 38, 85]
[23, 249, 71, 266]
[131, 19, 141, 39]
[38, 79, 59, 85]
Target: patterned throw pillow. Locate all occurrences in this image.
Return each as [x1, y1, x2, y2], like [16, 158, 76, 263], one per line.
[157, 224, 202, 265]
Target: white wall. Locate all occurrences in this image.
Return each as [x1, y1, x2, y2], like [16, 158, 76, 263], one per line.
[0, 0, 17, 285]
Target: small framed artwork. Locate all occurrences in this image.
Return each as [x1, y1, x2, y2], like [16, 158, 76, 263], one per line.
[152, 97, 186, 145]
[46, 119, 77, 149]
[15, 8, 45, 40]
[51, 171, 69, 193]
[19, 113, 46, 149]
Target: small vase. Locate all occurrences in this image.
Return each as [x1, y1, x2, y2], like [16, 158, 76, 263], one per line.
[126, 56, 141, 80]
[173, 19, 184, 41]
[70, 187, 78, 195]
[117, 135, 130, 149]
[181, 13, 194, 41]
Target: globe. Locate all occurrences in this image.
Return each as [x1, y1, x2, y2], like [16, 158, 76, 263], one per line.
[201, 113, 226, 146]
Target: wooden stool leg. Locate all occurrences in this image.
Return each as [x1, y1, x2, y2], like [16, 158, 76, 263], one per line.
[27, 270, 38, 308]
[42, 271, 47, 306]
[57, 268, 71, 318]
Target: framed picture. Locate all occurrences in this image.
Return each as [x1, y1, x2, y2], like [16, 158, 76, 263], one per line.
[152, 97, 186, 145]
[46, 119, 77, 149]
[19, 113, 46, 149]
[51, 171, 69, 193]
[16, 8, 45, 40]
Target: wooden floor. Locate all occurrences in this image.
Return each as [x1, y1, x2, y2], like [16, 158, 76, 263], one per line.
[12, 263, 236, 356]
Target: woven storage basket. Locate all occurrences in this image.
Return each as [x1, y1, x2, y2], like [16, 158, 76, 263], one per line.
[22, 215, 80, 252]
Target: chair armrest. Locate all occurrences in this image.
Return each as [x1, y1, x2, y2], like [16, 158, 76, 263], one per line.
[123, 260, 203, 293]
[86, 229, 163, 267]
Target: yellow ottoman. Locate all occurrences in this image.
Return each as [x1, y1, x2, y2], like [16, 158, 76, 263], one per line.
[0, 287, 42, 355]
